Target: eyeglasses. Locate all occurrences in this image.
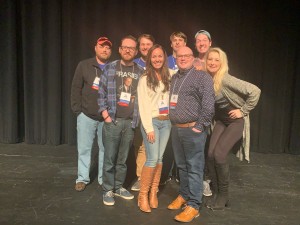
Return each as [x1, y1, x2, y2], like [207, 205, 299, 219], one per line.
[120, 46, 136, 52]
[177, 54, 193, 59]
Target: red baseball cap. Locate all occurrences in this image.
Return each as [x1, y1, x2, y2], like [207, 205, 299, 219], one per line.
[97, 37, 112, 47]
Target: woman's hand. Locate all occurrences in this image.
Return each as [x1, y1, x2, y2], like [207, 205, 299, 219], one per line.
[147, 131, 155, 144]
[228, 109, 243, 119]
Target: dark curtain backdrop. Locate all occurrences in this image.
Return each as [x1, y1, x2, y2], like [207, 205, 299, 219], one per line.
[1, 0, 300, 154]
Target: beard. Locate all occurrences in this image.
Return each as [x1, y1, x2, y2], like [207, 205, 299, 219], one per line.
[97, 54, 109, 62]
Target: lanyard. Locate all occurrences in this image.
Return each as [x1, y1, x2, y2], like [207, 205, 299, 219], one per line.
[170, 69, 192, 96]
[95, 67, 99, 77]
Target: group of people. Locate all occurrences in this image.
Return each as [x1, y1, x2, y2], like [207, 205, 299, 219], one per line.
[71, 30, 261, 223]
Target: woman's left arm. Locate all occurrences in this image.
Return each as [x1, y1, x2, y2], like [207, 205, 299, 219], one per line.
[225, 74, 261, 116]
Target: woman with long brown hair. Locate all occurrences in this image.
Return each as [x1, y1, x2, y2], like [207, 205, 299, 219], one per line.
[137, 44, 171, 213]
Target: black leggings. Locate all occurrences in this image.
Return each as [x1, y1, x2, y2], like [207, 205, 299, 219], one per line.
[208, 119, 244, 164]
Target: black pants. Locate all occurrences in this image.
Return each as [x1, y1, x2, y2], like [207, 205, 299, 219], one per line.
[208, 118, 244, 164]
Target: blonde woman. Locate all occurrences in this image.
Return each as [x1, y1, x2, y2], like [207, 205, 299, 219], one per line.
[137, 44, 171, 213]
[205, 47, 261, 210]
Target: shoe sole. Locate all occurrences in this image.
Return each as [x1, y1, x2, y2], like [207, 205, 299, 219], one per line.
[167, 206, 181, 210]
[203, 193, 213, 197]
[103, 200, 115, 206]
[208, 201, 230, 210]
[175, 213, 199, 222]
[114, 193, 134, 200]
[131, 187, 140, 191]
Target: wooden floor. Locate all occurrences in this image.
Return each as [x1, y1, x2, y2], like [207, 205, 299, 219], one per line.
[0, 143, 299, 225]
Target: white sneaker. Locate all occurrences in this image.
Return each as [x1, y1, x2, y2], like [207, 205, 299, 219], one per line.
[203, 180, 212, 196]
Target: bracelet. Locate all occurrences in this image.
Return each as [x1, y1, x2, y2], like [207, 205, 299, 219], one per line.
[103, 115, 109, 120]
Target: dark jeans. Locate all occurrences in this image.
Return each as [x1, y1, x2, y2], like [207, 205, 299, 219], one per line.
[171, 126, 207, 210]
[102, 118, 134, 192]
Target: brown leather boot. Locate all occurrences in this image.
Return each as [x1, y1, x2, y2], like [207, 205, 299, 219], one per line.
[149, 163, 162, 208]
[138, 166, 155, 213]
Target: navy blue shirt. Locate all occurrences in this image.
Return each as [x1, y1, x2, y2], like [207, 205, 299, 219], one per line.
[169, 67, 215, 131]
[167, 55, 178, 70]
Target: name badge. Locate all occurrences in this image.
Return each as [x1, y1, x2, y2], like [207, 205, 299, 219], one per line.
[118, 92, 131, 107]
[158, 99, 169, 114]
[92, 77, 100, 90]
[170, 94, 178, 110]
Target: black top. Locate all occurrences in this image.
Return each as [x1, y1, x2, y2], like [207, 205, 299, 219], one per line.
[215, 92, 236, 125]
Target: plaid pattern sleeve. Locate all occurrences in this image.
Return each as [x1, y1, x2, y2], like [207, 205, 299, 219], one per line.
[98, 61, 118, 120]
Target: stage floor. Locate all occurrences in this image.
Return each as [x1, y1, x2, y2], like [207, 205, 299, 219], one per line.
[0, 143, 299, 225]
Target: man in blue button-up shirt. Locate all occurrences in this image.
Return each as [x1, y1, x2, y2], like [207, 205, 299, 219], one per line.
[167, 46, 215, 223]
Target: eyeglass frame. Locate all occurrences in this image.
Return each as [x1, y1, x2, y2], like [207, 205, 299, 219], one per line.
[176, 54, 193, 59]
[120, 46, 136, 52]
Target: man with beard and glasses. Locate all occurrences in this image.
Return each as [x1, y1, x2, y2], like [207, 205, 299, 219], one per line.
[98, 35, 144, 206]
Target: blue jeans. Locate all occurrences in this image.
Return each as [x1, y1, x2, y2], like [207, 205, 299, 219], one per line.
[102, 118, 134, 192]
[141, 118, 171, 167]
[76, 113, 104, 185]
[171, 126, 207, 210]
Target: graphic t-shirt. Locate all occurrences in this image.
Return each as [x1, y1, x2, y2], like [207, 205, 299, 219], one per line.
[115, 61, 139, 119]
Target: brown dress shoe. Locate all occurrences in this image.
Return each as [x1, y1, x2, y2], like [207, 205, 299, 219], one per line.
[75, 182, 86, 192]
[167, 195, 187, 210]
[174, 206, 199, 222]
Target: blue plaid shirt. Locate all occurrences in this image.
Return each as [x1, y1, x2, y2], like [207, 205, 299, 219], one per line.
[98, 60, 144, 128]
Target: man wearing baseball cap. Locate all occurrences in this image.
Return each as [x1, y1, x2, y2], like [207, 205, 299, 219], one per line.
[71, 37, 112, 192]
[194, 30, 212, 69]
[194, 30, 213, 197]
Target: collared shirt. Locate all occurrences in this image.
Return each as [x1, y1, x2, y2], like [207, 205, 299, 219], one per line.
[169, 67, 215, 131]
[98, 60, 144, 128]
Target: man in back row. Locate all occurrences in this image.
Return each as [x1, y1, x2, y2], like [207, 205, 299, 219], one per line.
[194, 29, 212, 69]
[168, 31, 187, 72]
[131, 34, 155, 191]
[194, 30, 214, 197]
[162, 31, 187, 185]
